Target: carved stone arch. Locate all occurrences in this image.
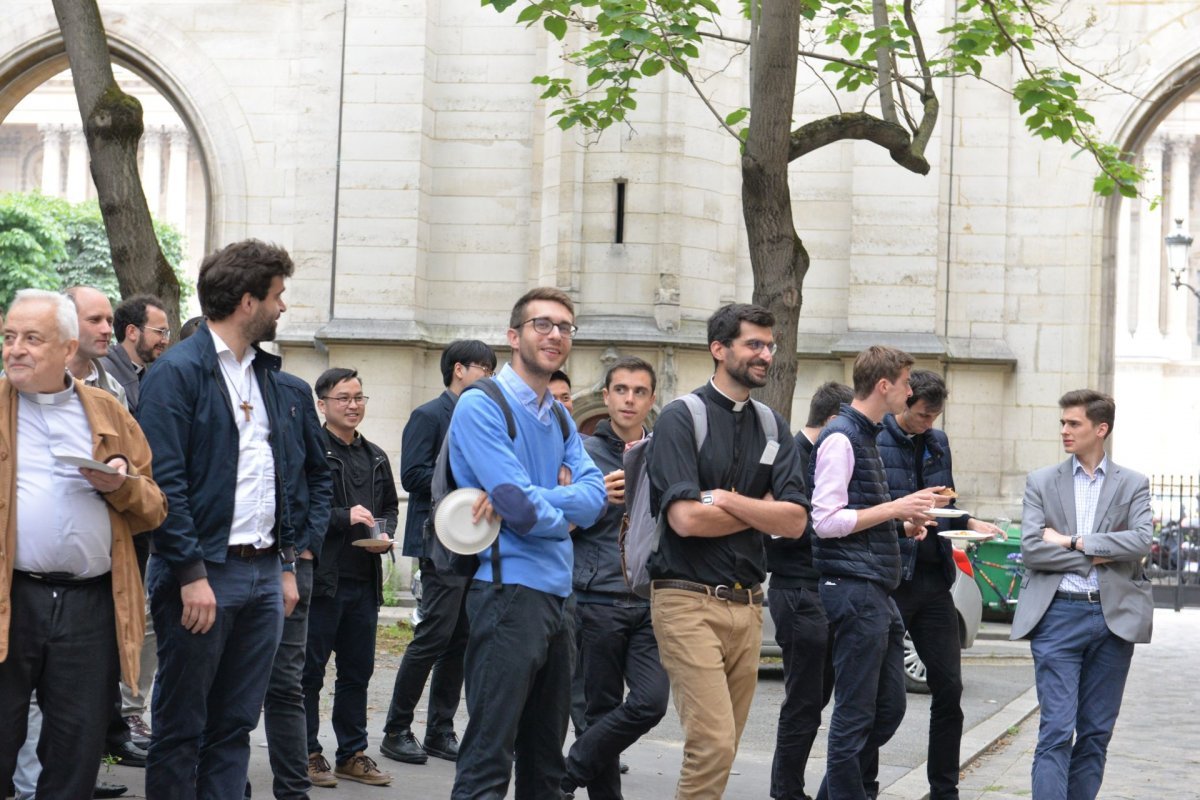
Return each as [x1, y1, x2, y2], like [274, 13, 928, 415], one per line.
[0, 7, 252, 251]
[572, 391, 661, 436]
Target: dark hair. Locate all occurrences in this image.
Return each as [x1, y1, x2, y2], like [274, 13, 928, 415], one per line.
[906, 369, 947, 410]
[852, 345, 915, 399]
[440, 340, 497, 387]
[604, 356, 656, 392]
[509, 287, 575, 330]
[1058, 389, 1115, 436]
[549, 370, 571, 387]
[806, 381, 853, 427]
[707, 303, 775, 348]
[316, 368, 361, 399]
[113, 294, 166, 343]
[178, 316, 204, 341]
[197, 239, 294, 321]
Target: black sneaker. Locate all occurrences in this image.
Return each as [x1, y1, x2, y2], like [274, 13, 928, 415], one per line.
[423, 730, 460, 762]
[379, 730, 427, 764]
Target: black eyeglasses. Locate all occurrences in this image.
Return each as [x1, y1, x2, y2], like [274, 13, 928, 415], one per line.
[321, 395, 369, 406]
[467, 363, 495, 377]
[517, 317, 579, 339]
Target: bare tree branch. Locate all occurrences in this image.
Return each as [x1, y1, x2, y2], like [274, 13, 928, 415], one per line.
[872, 0, 898, 124]
[788, 111, 931, 174]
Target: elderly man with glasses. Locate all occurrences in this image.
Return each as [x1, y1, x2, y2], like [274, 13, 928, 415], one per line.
[380, 339, 498, 766]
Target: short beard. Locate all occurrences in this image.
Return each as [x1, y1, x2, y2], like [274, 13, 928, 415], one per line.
[135, 339, 157, 364]
[246, 316, 277, 345]
[726, 359, 769, 390]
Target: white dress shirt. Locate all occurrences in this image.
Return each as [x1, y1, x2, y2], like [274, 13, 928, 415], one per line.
[210, 330, 276, 549]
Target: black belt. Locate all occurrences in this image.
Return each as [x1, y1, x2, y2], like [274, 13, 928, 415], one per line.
[651, 579, 763, 605]
[227, 543, 279, 559]
[1055, 589, 1101, 604]
[14, 570, 110, 587]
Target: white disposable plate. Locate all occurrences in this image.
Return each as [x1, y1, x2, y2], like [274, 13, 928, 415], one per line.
[937, 530, 995, 542]
[53, 453, 139, 478]
[926, 507, 968, 518]
[434, 487, 501, 555]
[351, 538, 392, 549]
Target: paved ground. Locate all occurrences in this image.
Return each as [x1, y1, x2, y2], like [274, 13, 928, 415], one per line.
[96, 608, 1198, 799]
[945, 607, 1200, 800]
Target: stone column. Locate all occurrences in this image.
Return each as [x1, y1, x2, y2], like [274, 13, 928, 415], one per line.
[1132, 137, 1165, 349]
[166, 127, 189, 229]
[1113, 196, 1133, 354]
[65, 125, 88, 203]
[39, 124, 63, 196]
[1166, 135, 1193, 354]
[140, 126, 163, 217]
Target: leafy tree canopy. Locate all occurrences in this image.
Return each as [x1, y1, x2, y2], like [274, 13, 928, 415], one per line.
[0, 192, 191, 309]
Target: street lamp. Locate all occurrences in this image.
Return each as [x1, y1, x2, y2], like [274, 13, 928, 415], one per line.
[1165, 218, 1198, 300]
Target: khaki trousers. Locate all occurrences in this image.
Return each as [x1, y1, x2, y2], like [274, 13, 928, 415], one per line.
[651, 587, 763, 800]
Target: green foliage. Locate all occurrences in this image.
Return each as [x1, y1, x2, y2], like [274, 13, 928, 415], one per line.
[484, 0, 1144, 199]
[0, 192, 191, 309]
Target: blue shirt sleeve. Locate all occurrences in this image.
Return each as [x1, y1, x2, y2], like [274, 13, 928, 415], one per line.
[448, 390, 605, 541]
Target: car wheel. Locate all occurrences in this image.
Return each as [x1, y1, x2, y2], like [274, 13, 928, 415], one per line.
[903, 631, 930, 694]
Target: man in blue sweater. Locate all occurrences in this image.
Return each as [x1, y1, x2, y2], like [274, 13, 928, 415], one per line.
[449, 287, 606, 800]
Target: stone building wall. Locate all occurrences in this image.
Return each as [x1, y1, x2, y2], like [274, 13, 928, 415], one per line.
[3, 0, 1200, 525]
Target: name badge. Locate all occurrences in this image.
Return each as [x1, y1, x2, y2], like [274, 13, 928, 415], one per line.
[759, 440, 779, 466]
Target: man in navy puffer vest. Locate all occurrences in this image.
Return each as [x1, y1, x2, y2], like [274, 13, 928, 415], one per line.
[808, 347, 949, 800]
[870, 370, 1003, 800]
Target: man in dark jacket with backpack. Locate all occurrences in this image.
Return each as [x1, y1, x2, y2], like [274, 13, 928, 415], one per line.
[646, 303, 810, 799]
[301, 367, 398, 788]
[380, 340, 496, 765]
[869, 369, 1002, 800]
[562, 356, 668, 799]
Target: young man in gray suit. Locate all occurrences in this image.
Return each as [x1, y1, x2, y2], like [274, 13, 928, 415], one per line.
[1011, 389, 1153, 800]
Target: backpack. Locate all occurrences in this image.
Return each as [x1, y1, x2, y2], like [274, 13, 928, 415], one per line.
[619, 393, 780, 598]
[422, 378, 571, 581]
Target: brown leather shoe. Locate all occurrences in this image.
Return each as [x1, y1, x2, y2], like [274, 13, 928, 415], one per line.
[307, 753, 338, 788]
[335, 752, 392, 786]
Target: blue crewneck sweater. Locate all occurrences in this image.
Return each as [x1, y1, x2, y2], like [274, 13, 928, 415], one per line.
[448, 364, 606, 597]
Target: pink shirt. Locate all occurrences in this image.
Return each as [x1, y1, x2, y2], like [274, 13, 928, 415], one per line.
[811, 433, 859, 538]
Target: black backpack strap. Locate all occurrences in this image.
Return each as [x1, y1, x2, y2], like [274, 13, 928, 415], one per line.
[551, 402, 571, 442]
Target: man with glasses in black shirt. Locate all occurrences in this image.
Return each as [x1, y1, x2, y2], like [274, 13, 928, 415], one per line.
[380, 340, 497, 765]
[647, 303, 810, 799]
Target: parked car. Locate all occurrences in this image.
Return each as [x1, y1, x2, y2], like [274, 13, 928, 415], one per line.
[761, 546, 983, 694]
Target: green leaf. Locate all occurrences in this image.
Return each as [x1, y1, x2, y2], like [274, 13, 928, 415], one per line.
[516, 4, 544, 24]
[620, 27, 652, 45]
[641, 58, 666, 76]
[543, 14, 568, 40]
[841, 32, 861, 54]
[725, 107, 749, 126]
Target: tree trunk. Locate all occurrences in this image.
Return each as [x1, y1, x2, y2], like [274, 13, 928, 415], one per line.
[743, 0, 807, 420]
[52, 0, 182, 328]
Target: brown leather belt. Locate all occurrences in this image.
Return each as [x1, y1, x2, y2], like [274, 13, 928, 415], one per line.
[651, 579, 763, 605]
[227, 543, 279, 559]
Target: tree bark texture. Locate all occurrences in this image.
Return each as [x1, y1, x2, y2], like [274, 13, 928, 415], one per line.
[743, 0, 807, 420]
[52, 0, 182, 327]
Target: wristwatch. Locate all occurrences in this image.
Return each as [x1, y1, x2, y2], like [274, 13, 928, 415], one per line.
[280, 546, 298, 572]
[1070, 535, 1080, 552]
[700, 492, 714, 506]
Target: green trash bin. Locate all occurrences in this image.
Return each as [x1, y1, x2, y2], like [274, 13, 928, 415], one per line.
[970, 531, 1024, 618]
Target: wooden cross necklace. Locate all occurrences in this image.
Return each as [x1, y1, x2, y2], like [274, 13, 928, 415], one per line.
[219, 358, 255, 422]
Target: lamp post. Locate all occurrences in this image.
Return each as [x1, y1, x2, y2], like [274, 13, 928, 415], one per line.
[1166, 218, 1198, 299]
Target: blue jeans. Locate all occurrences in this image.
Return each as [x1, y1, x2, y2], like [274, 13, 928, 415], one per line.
[303, 577, 379, 763]
[1029, 596, 1134, 800]
[817, 577, 906, 800]
[452, 582, 573, 800]
[253, 557, 314, 799]
[145, 554, 284, 800]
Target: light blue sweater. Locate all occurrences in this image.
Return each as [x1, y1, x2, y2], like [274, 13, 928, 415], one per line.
[448, 365, 606, 597]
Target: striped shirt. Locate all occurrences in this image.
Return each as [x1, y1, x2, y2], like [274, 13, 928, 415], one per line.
[1058, 455, 1106, 593]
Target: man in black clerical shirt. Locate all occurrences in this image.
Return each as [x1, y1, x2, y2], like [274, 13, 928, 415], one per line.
[646, 303, 810, 799]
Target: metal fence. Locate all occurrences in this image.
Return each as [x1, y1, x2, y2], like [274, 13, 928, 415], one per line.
[1149, 474, 1200, 610]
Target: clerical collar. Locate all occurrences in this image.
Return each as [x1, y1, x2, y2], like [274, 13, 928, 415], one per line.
[19, 374, 76, 406]
[708, 378, 749, 412]
[84, 362, 100, 386]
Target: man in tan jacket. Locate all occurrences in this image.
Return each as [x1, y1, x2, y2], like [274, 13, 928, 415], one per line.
[0, 289, 167, 799]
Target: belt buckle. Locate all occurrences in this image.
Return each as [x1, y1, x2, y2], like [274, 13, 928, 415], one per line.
[713, 584, 732, 601]
[1087, 589, 1100, 603]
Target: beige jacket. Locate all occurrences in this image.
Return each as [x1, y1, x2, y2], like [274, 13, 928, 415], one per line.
[0, 378, 168, 689]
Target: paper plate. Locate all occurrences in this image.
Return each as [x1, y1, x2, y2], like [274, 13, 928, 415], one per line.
[937, 530, 995, 542]
[434, 487, 501, 555]
[926, 507, 969, 518]
[351, 538, 393, 549]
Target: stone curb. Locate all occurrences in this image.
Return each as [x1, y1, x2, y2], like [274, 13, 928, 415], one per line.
[878, 686, 1040, 800]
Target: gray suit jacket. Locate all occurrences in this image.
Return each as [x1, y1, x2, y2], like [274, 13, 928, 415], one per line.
[1010, 457, 1154, 644]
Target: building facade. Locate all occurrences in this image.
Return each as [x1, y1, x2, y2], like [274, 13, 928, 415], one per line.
[2, 0, 1199, 524]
